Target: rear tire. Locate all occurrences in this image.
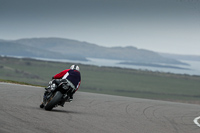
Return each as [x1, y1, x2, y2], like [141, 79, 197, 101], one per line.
[45, 91, 63, 111]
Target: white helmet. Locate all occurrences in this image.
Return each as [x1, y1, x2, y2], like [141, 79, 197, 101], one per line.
[70, 65, 80, 71]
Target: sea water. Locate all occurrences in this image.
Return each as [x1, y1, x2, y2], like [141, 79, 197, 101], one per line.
[6, 56, 200, 76]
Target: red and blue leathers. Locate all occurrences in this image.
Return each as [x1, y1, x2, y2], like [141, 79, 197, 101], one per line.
[53, 69, 81, 91]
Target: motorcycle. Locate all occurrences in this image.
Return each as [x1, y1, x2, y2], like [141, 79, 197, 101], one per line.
[40, 79, 74, 111]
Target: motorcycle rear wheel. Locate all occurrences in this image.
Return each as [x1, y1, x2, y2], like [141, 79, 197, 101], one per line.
[44, 91, 63, 111]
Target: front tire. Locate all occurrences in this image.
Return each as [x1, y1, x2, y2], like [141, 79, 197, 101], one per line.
[45, 91, 63, 111]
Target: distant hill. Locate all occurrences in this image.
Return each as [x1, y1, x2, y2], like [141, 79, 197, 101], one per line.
[0, 39, 87, 61]
[0, 37, 187, 65]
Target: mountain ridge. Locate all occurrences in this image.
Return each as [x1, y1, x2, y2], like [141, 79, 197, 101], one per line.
[0, 37, 188, 65]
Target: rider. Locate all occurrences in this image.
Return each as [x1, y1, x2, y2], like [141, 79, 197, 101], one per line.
[41, 65, 81, 107]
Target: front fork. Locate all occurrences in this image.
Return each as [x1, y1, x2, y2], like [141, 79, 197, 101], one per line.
[42, 81, 57, 102]
[42, 91, 53, 105]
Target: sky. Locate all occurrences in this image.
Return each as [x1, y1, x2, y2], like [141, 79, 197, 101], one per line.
[0, 0, 200, 55]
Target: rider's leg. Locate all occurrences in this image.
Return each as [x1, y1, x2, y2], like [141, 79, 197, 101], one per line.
[68, 89, 75, 101]
[59, 89, 75, 107]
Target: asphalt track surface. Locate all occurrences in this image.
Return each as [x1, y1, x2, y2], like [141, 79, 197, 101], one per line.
[1, 82, 200, 133]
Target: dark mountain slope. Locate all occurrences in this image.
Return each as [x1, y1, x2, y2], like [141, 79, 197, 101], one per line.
[14, 37, 186, 65]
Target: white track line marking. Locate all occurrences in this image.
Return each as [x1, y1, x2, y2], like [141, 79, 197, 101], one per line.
[194, 116, 200, 127]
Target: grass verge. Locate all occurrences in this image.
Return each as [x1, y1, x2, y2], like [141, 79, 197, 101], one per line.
[0, 56, 200, 104]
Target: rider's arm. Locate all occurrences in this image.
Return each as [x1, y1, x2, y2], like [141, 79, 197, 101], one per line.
[53, 69, 70, 79]
[75, 81, 81, 91]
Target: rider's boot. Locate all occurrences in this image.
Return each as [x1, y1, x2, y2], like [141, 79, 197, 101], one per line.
[58, 94, 73, 107]
[68, 90, 75, 101]
[40, 103, 44, 108]
[59, 95, 67, 107]
[67, 94, 73, 102]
